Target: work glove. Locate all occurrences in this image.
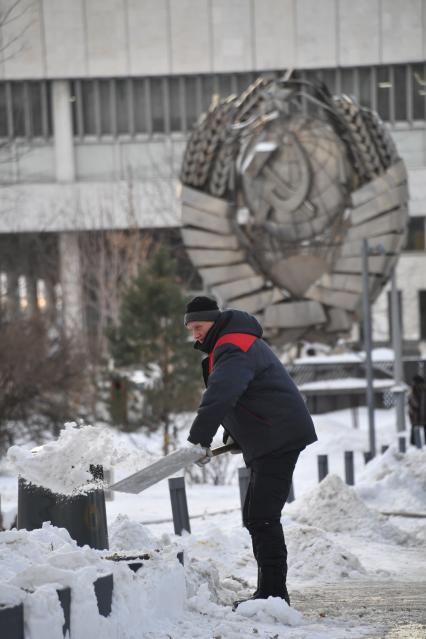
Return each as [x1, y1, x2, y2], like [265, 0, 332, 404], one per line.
[194, 446, 213, 467]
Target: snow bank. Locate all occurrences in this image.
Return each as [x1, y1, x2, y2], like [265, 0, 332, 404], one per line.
[0, 522, 186, 639]
[286, 474, 410, 544]
[286, 524, 366, 582]
[6, 423, 153, 495]
[356, 447, 426, 513]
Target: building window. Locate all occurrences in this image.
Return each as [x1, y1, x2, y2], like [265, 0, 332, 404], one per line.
[405, 217, 425, 251]
[419, 291, 426, 340]
[150, 78, 166, 133]
[412, 63, 426, 120]
[67, 63, 426, 142]
[0, 80, 52, 140]
[394, 65, 407, 122]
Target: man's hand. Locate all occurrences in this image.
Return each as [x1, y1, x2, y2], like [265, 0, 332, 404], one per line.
[194, 446, 213, 467]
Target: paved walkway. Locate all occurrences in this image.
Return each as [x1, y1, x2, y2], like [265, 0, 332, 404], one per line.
[292, 581, 426, 638]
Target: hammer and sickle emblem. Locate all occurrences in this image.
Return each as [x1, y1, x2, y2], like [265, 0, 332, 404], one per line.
[263, 132, 311, 221]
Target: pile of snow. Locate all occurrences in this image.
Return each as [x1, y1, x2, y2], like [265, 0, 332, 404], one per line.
[109, 514, 159, 552]
[286, 474, 410, 545]
[286, 523, 366, 582]
[0, 521, 186, 638]
[356, 447, 426, 514]
[236, 596, 303, 625]
[6, 423, 153, 495]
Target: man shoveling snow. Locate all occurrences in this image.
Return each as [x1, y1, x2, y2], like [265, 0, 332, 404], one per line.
[184, 296, 317, 610]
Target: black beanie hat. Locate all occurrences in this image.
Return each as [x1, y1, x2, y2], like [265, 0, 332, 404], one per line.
[184, 296, 221, 325]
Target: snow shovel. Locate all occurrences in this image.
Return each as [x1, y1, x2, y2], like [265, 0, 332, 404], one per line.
[109, 442, 240, 494]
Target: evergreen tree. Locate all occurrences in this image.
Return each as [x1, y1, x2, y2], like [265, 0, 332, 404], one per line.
[108, 247, 201, 454]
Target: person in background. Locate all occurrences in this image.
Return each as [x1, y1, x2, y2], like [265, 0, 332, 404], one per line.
[408, 374, 426, 446]
[184, 296, 317, 610]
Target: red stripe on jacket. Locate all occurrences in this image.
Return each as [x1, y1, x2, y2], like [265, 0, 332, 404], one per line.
[208, 333, 257, 374]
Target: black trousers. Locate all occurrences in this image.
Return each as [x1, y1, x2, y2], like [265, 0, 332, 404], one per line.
[242, 448, 301, 575]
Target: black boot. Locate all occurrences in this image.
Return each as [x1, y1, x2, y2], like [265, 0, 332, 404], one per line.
[232, 566, 290, 611]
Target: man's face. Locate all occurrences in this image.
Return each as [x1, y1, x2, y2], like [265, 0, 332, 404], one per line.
[186, 320, 214, 343]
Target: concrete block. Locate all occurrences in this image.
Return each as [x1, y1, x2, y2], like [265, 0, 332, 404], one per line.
[212, 276, 265, 302]
[181, 185, 232, 216]
[338, 0, 380, 66]
[253, 0, 296, 69]
[85, 0, 127, 76]
[350, 184, 408, 226]
[127, 0, 170, 75]
[211, 0, 253, 72]
[351, 160, 407, 208]
[340, 233, 405, 257]
[347, 208, 408, 240]
[263, 300, 326, 328]
[231, 289, 278, 314]
[170, 0, 211, 73]
[305, 285, 360, 312]
[314, 273, 365, 295]
[182, 205, 232, 234]
[334, 255, 389, 275]
[199, 264, 257, 286]
[187, 249, 246, 267]
[181, 229, 239, 249]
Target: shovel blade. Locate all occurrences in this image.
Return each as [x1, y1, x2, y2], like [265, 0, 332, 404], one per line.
[109, 445, 206, 494]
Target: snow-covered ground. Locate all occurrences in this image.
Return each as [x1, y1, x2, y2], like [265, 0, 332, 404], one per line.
[1, 408, 425, 638]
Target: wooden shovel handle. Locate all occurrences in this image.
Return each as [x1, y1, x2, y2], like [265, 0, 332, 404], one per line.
[211, 443, 241, 456]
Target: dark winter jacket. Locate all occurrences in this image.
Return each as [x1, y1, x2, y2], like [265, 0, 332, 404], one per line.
[188, 309, 317, 464]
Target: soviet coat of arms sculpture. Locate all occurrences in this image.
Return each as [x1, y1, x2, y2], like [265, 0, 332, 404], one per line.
[180, 75, 408, 343]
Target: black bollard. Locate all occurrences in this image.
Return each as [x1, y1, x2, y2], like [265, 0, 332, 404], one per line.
[317, 455, 328, 482]
[398, 436, 406, 453]
[168, 477, 191, 535]
[363, 451, 373, 464]
[94, 574, 113, 617]
[17, 475, 109, 550]
[344, 451, 354, 486]
[381, 445, 389, 454]
[56, 587, 71, 637]
[413, 426, 423, 449]
[0, 603, 24, 639]
[286, 481, 295, 503]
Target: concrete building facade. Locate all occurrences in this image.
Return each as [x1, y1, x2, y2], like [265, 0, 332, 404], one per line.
[0, 0, 425, 350]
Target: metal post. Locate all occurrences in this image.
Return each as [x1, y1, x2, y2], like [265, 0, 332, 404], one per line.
[362, 239, 376, 458]
[168, 477, 191, 535]
[413, 426, 423, 449]
[344, 451, 354, 486]
[398, 436, 406, 453]
[390, 269, 406, 433]
[287, 481, 295, 503]
[317, 455, 328, 482]
[363, 451, 373, 464]
[238, 467, 250, 517]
